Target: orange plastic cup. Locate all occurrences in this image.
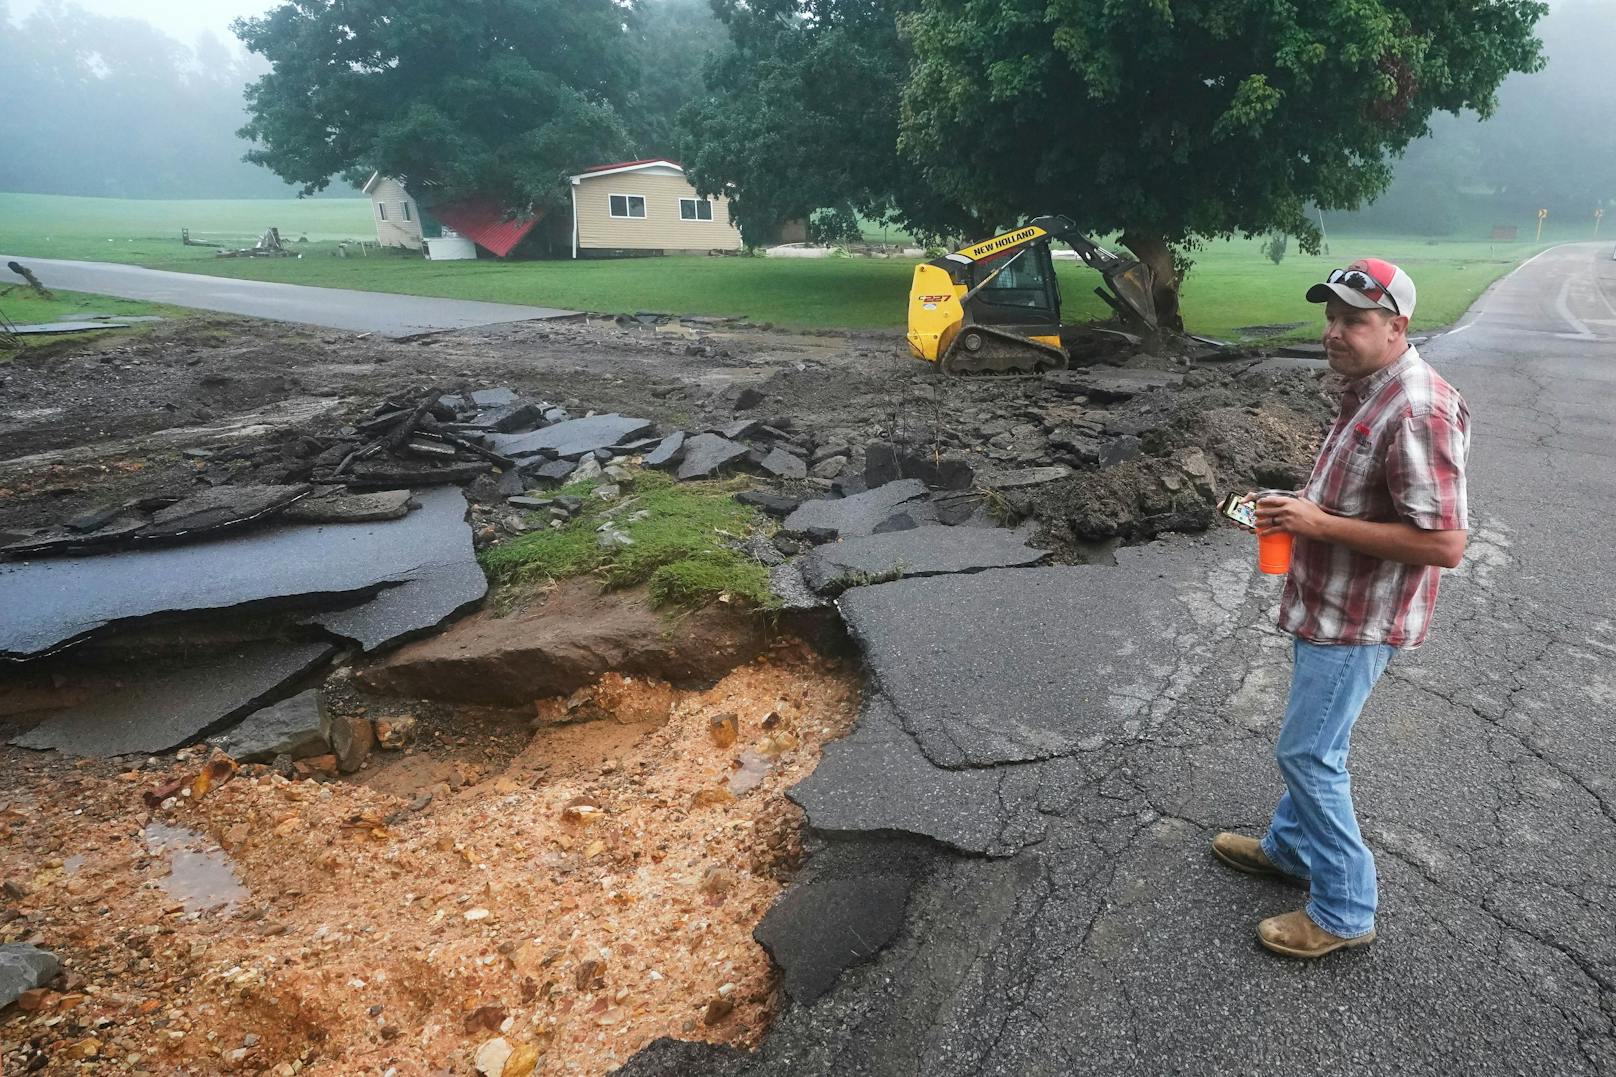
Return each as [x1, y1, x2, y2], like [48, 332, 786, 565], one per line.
[1257, 529, 1293, 575]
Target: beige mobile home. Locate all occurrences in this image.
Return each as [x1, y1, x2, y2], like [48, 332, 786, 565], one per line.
[361, 173, 424, 250]
[568, 159, 743, 258]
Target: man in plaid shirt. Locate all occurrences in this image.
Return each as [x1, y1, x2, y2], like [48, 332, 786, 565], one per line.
[1212, 258, 1470, 959]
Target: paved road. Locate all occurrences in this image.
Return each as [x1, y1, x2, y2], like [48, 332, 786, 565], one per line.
[618, 242, 1616, 1077]
[1, 255, 577, 337]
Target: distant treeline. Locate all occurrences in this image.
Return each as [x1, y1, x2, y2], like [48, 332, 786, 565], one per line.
[1335, 0, 1615, 235]
[0, 2, 314, 198]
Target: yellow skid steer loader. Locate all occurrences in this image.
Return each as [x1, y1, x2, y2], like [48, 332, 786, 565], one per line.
[907, 215, 1157, 375]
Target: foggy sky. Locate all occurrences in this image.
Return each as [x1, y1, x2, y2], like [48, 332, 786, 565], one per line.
[9, 0, 273, 47]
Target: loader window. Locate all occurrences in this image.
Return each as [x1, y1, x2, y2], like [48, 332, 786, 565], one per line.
[976, 248, 1054, 311]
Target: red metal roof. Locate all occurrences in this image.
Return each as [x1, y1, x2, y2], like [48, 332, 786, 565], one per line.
[577, 158, 682, 174]
[432, 199, 544, 258]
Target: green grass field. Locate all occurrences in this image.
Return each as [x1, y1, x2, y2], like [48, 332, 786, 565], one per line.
[2, 192, 1593, 338]
[0, 286, 186, 358]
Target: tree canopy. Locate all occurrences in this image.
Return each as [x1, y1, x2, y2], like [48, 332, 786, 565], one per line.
[233, 0, 640, 210]
[898, 0, 1547, 325]
[678, 0, 975, 246]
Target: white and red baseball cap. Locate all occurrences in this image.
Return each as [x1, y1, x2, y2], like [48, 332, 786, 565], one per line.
[1306, 258, 1416, 318]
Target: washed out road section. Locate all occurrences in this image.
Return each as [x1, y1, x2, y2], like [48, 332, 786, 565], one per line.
[615, 243, 1616, 1077]
[0, 254, 578, 336]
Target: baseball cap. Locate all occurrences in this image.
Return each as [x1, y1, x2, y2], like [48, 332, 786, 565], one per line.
[1306, 258, 1416, 318]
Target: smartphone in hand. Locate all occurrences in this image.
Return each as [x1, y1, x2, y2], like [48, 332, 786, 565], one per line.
[1218, 492, 1258, 532]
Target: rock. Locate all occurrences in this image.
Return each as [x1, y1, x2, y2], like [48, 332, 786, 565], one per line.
[738, 533, 785, 566]
[717, 419, 763, 440]
[0, 945, 60, 1007]
[591, 484, 622, 502]
[528, 458, 578, 485]
[871, 512, 919, 534]
[475, 1036, 514, 1076]
[283, 490, 416, 524]
[210, 690, 329, 764]
[831, 473, 869, 498]
[644, 432, 686, 470]
[1048, 428, 1105, 466]
[507, 496, 552, 510]
[734, 387, 765, 410]
[709, 712, 738, 748]
[294, 754, 340, 778]
[1101, 435, 1143, 467]
[329, 714, 374, 773]
[759, 448, 807, 481]
[736, 490, 800, 517]
[810, 440, 850, 464]
[782, 479, 929, 540]
[930, 491, 985, 526]
[468, 388, 520, 409]
[810, 455, 848, 480]
[676, 434, 750, 481]
[571, 456, 604, 483]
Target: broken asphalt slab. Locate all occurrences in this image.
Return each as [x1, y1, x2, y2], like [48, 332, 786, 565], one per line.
[675, 432, 751, 480]
[781, 479, 929, 540]
[0, 486, 484, 660]
[484, 415, 656, 460]
[1043, 366, 1186, 401]
[2, 484, 312, 557]
[788, 697, 1049, 856]
[835, 540, 1246, 768]
[799, 526, 1047, 596]
[11, 640, 337, 756]
[752, 836, 933, 1003]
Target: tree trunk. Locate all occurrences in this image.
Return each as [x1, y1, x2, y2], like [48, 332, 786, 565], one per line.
[1119, 230, 1183, 333]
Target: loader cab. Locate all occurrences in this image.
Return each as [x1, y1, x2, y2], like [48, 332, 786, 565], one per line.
[968, 240, 1062, 333]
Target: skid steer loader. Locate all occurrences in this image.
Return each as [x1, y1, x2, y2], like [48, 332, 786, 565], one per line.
[906, 215, 1157, 375]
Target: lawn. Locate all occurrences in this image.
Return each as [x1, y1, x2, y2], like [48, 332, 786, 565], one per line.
[0, 286, 187, 357]
[0, 191, 1585, 338]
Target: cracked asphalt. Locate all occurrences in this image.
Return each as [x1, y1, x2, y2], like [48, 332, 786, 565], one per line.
[615, 243, 1616, 1077]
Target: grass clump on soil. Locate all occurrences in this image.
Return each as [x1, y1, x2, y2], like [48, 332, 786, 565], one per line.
[479, 470, 777, 611]
[0, 287, 185, 358]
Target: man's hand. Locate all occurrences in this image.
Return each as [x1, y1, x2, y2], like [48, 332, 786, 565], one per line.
[1253, 495, 1332, 540]
[1247, 493, 1466, 568]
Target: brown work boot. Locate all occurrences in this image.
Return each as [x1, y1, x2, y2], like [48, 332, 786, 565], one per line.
[1257, 909, 1375, 959]
[1210, 832, 1308, 887]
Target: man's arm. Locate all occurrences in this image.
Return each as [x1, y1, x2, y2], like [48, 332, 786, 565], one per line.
[1255, 496, 1467, 568]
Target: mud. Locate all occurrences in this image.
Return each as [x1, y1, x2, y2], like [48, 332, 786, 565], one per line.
[0, 644, 860, 1076]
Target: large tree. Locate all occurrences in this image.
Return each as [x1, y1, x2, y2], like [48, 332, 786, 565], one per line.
[233, 0, 637, 210]
[899, 0, 1547, 328]
[679, 0, 977, 245]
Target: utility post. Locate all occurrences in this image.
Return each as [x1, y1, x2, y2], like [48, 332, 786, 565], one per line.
[1596, 207, 1605, 239]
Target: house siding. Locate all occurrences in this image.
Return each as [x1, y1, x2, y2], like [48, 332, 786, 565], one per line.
[367, 176, 423, 250]
[574, 169, 742, 254]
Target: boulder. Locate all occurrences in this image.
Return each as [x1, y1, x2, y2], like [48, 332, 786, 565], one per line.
[210, 690, 328, 763]
[0, 945, 60, 1008]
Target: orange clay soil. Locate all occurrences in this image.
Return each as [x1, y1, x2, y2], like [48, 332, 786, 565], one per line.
[0, 641, 859, 1076]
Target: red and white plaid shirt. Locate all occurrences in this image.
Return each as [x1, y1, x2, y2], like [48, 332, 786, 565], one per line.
[1278, 346, 1470, 648]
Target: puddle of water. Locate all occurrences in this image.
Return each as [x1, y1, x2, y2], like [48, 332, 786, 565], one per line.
[143, 822, 248, 915]
[728, 749, 773, 796]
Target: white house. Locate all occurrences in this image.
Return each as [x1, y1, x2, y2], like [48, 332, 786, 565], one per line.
[568, 159, 744, 258]
[361, 173, 424, 250]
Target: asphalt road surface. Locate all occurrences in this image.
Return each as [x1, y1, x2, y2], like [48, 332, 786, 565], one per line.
[618, 242, 1616, 1077]
[0, 255, 577, 337]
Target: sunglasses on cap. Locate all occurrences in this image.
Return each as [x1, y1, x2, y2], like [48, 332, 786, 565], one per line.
[1325, 267, 1399, 312]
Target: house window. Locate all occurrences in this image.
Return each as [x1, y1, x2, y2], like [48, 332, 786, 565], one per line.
[679, 198, 714, 221]
[609, 194, 647, 219]
[401, 202, 412, 222]
[376, 202, 387, 221]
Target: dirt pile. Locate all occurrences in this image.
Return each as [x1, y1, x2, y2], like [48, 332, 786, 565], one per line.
[0, 644, 859, 1076]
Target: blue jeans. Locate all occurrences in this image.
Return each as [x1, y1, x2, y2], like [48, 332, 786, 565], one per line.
[1259, 638, 1395, 938]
